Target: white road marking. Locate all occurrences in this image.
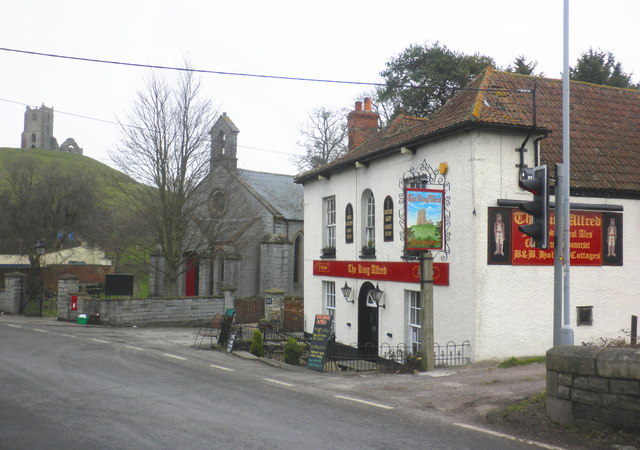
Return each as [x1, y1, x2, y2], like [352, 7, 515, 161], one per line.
[33, 328, 49, 333]
[263, 378, 294, 387]
[209, 364, 234, 372]
[334, 395, 394, 410]
[90, 338, 110, 344]
[60, 333, 76, 338]
[3, 324, 22, 328]
[454, 423, 565, 449]
[161, 353, 187, 361]
[125, 345, 145, 351]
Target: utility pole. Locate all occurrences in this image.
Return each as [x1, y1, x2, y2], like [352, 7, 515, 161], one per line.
[561, 0, 574, 345]
[553, 164, 563, 346]
[420, 251, 434, 371]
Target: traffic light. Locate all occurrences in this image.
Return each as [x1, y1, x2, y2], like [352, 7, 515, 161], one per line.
[518, 165, 549, 249]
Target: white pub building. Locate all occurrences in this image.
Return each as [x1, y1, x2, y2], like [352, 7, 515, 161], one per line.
[295, 69, 640, 362]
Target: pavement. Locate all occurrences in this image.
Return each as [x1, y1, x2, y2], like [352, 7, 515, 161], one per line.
[3, 314, 639, 449]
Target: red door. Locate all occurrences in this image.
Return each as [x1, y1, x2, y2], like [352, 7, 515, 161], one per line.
[185, 257, 199, 296]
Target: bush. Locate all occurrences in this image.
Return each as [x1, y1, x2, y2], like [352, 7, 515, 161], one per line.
[498, 356, 545, 368]
[250, 329, 264, 357]
[283, 337, 303, 365]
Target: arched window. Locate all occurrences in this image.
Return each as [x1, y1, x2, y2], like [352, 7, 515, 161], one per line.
[366, 192, 375, 246]
[31, 133, 36, 143]
[383, 196, 394, 242]
[293, 234, 303, 284]
[216, 252, 225, 284]
[361, 190, 375, 254]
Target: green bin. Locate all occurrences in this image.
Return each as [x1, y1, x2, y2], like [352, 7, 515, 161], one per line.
[77, 316, 88, 325]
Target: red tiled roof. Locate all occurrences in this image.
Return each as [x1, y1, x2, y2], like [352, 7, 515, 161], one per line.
[296, 68, 640, 195]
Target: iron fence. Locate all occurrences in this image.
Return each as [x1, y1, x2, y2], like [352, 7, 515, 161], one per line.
[230, 324, 471, 371]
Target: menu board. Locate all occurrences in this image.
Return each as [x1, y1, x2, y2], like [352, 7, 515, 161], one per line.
[307, 314, 333, 372]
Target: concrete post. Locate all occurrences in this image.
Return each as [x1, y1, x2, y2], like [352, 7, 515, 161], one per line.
[2, 272, 27, 314]
[420, 252, 434, 371]
[57, 274, 80, 321]
[264, 289, 286, 329]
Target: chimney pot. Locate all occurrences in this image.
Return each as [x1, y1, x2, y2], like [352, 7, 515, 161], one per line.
[347, 98, 379, 151]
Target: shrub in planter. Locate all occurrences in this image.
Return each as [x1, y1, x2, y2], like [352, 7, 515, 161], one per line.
[250, 329, 264, 357]
[284, 336, 303, 365]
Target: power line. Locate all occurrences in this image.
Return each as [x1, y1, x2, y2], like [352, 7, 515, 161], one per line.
[0, 47, 390, 88]
[0, 47, 532, 93]
[0, 97, 302, 157]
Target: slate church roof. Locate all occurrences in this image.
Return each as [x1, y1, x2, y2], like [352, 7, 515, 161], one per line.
[296, 68, 640, 197]
[236, 169, 303, 221]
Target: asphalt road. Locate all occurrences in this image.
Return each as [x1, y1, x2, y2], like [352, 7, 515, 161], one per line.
[0, 317, 546, 449]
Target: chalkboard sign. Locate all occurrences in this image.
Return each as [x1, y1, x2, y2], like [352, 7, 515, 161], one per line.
[226, 332, 236, 353]
[306, 314, 333, 371]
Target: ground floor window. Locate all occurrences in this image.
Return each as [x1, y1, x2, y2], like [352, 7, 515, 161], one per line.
[576, 306, 593, 326]
[407, 290, 421, 353]
[323, 281, 336, 331]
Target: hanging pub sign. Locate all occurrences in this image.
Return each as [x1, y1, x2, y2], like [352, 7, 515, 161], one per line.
[487, 207, 623, 266]
[404, 188, 444, 251]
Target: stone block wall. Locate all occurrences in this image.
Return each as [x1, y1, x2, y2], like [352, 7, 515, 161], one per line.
[546, 346, 640, 432]
[0, 273, 27, 314]
[57, 272, 225, 328]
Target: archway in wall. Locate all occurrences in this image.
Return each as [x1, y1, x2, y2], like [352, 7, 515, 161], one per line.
[357, 281, 378, 357]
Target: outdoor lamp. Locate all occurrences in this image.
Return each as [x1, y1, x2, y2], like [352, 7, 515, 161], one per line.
[35, 239, 46, 257]
[34, 239, 46, 318]
[341, 282, 354, 303]
[371, 283, 385, 308]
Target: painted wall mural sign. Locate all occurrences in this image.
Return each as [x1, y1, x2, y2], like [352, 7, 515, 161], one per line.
[405, 188, 444, 251]
[487, 207, 622, 266]
[313, 259, 449, 285]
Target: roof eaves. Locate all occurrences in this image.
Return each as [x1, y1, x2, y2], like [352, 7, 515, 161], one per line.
[294, 120, 548, 184]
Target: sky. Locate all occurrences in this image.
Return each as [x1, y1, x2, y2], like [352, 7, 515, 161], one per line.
[1, 0, 639, 176]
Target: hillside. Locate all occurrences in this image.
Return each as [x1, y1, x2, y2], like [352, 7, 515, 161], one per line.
[0, 147, 140, 206]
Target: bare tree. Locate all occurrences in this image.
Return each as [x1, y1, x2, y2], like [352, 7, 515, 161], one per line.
[294, 106, 348, 171]
[0, 155, 100, 266]
[110, 66, 218, 295]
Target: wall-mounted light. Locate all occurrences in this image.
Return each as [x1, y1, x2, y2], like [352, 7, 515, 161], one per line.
[371, 283, 385, 308]
[341, 282, 354, 303]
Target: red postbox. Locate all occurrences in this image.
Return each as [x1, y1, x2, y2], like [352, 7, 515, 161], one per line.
[71, 295, 78, 311]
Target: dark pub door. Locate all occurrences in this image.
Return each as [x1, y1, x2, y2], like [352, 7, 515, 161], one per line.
[358, 281, 378, 357]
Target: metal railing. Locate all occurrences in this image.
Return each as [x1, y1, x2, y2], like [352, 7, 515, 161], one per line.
[230, 324, 471, 371]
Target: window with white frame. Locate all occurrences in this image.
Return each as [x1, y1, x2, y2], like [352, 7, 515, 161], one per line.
[365, 191, 375, 246]
[407, 290, 421, 353]
[323, 281, 336, 330]
[323, 196, 336, 249]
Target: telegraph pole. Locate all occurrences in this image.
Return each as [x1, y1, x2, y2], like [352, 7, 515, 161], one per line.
[561, 0, 574, 345]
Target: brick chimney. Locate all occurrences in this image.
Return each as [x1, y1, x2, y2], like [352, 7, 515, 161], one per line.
[347, 97, 378, 151]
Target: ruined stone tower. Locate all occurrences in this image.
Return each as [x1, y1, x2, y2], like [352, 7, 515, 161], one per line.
[21, 104, 57, 150]
[20, 104, 83, 154]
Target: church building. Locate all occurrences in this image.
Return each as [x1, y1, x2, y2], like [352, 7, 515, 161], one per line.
[152, 113, 304, 299]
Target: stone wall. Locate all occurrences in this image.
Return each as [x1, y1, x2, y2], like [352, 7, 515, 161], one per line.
[57, 273, 225, 327]
[80, 297, 225, 327]
[546, 346, 640, 432]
